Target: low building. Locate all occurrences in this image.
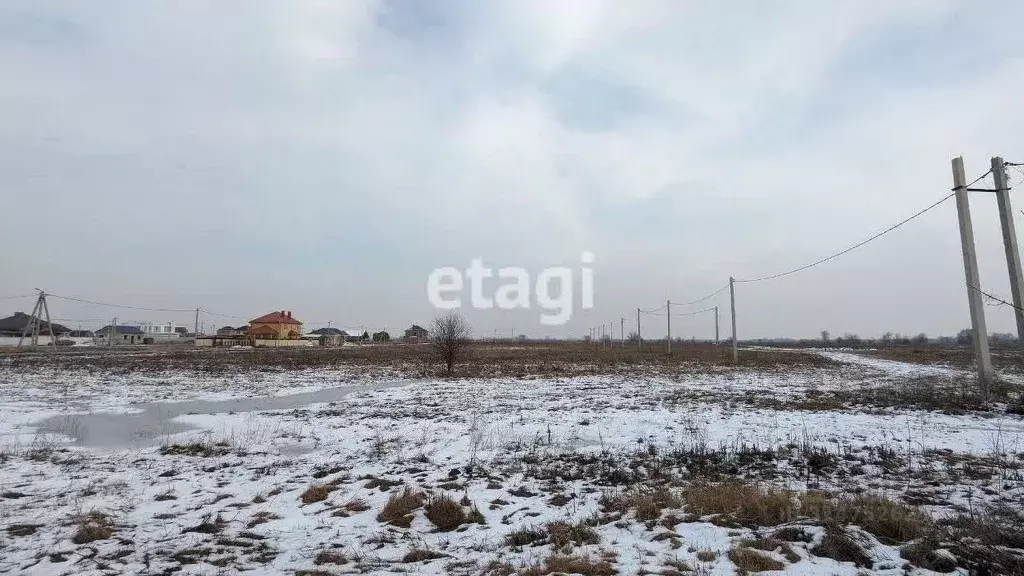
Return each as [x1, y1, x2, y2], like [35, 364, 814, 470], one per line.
[372, 331, 390, 342]
[95, 325, 145, 345]
[0, 312, 70, 337]
[216, 326, 247, 336]
[138, 321, 186, 342]
[318, 333, 344, 346]
[309, 327, 344, 337]
[343, 330, 369, 343]
[249, 310, 303, 342]
[69, 329, 94, 338]
[404, 325, 428, 340]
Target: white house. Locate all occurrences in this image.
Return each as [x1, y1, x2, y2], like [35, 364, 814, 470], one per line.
[137, 322, 186, 342]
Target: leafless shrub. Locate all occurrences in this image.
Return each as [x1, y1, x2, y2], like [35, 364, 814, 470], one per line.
[429, 311, 472, 376]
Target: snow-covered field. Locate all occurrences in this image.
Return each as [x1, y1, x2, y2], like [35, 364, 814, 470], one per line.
[0, 348, 1022, 575]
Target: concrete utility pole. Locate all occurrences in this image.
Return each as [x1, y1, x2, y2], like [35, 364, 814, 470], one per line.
[111, 316, 117, 347]
[620, 317, 625, 347]
[952, 156, 994, 398]
[194, 308, 199, 339]
[992, 156, 1024, 342]
[666, 300, 671, 354]
[17, 293, 42, 349]
[637, 308, 642, 351]
[729, 277, 738, 363]
[714, 305, 720, 344]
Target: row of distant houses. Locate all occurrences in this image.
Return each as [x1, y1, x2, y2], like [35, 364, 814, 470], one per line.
[0, 312, 188, 344]
[2, 308, 431, 348]
[198, 311, 430, 348]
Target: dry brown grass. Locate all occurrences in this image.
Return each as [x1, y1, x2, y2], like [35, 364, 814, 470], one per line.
[402, 548, 448, 563]
[526, 553, 617, 576]
[2, 340, 831, 378]
[377, 487, 425, 527]
[810, 526, 872, 568]
[799, 493, 931, 543]
[695, 549, 718, 562]
[728, 547, 785, 574]
[682, 483, 795, 527]
[71, 510, 114, 544]
[505, 526, 547, 547]
[313, 549, 348, 565]
[546, 520, 600, 552]
[424, 494, 466, 531]
[601, 487, 682, 522]
[300, 483, 334, 504]
[740, 538, 800, 563]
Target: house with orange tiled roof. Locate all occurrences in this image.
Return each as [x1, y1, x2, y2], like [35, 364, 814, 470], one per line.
[248, 310, 302, 341]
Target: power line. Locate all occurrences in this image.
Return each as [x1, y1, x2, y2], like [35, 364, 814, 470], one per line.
[734, 192, 955, 284]
[0, 294, 33, 301]
[969, 283, 1024, 313]
[49, 293, 194, 313]
[645, 306, 717, 317]
[671, 283, 730, 306]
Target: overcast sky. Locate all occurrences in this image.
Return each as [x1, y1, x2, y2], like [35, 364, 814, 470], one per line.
[2, 0, 1024, 339]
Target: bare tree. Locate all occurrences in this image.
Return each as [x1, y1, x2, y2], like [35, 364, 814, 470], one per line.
[429, 311, 472, 376]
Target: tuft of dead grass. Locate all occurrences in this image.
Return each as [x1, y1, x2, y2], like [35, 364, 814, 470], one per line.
[313, 549, 348, 565]
[740, 537, 799, 564]
[300, 483, 335, 505]
[505, 526, 546, 547]
[527, 553, 616, 576]
[377, 487, 425, 527]
[728, 546, 785, 574]
[160, 441, 230, 457]
[546, 519, 600, 552]
[683, 483, 795, 527]
[425, 493, 466, 531]
[601, 486, 681, 522]
[402, 548, 448, 562]
[800, 493, 931, 543]
[71, 510, 114, 544]
[810, 525, 872, 568]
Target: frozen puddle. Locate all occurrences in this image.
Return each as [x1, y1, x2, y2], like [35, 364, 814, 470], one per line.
[32, 380, 416, 449]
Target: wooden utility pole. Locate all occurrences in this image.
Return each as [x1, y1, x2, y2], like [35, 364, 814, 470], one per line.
[992, 157, 1024, 342]
[666, 300, 671, 354]
[729, 277, 738, 363]
[714, 305, 719, 344]
[636, 308, 641, 351]
[952, 157, 994, 398]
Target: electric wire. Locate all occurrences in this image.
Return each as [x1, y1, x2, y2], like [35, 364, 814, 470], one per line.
[734, 192, 955, 283]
